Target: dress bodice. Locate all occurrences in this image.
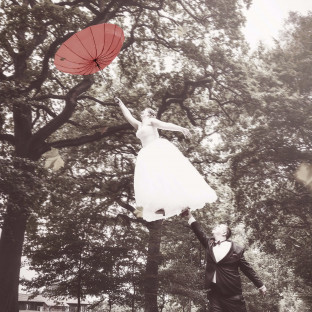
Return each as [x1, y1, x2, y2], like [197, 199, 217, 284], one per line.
[136, 124, 159, 147]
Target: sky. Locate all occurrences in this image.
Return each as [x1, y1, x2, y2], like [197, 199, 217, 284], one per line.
[242, 0, 312, 49]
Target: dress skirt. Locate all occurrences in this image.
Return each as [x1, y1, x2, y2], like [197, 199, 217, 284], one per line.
[134, 138, 217, 221]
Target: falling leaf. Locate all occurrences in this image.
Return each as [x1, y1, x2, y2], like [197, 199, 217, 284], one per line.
[42, 148, 65, 171]
[176, 25, 187, 37]
[295, 163, 312, 187]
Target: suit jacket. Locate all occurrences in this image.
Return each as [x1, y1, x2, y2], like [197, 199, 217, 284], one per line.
[191, 221, 264, 297]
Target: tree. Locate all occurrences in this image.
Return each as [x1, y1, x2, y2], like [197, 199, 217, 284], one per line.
[0, 0, 253, 311]
[21, 174, 137, 311]
[216, 11, 312, 309]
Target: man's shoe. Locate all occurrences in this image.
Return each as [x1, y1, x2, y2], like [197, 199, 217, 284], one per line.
[180, 207, 190, 217]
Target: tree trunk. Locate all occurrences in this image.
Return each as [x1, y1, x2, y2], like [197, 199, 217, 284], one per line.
[0, 201, 28, 312]
[144, 220, 163, 312]
[0, 159, 34, 312]
[77, 255, 82, 312]
[0, 101, 33, 312]
[0, 75, 93, 311]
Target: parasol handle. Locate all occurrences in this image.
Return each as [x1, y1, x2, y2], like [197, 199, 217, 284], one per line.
[94, 59, 116, 98]
[94, 59, 104, 79]
[94, 59, 101, 70]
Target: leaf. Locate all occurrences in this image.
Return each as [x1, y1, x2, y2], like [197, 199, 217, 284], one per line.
[43, 148, 65, 171]
[295, 163, 312, 187]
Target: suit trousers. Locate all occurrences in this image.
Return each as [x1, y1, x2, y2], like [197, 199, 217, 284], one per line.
[208, 284, 247, 312]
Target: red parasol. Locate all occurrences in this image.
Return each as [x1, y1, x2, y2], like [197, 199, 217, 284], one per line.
[54, 23, 124, 75]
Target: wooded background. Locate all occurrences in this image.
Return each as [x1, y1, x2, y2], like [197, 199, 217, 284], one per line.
[0, 0, 311, 311]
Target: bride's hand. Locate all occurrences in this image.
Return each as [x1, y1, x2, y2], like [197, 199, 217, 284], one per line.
[182, 128, 191, 139]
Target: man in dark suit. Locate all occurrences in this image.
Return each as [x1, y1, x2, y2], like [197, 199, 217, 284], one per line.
[183, 209, 267, 312]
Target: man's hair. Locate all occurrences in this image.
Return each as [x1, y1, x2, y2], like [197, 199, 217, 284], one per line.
[225, 226, 232, 239]
[220, 224, 232, 239]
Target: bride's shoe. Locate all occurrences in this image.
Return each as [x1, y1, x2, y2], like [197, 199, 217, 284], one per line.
[155, 208, 165, 216]
[134, 206, 143, 218]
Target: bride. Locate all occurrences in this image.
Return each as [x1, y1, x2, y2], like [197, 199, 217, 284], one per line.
[115, 97, 217, 222]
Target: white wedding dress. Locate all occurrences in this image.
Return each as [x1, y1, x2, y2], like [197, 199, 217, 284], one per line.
[134, 124, 217, 222]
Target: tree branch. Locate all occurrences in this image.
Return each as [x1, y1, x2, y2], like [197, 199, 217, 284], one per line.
[123, 0, 165, 11]
[25, 33, 75, 93]
[116, 200, 148, 226]
[207, 85, 235, 124]
[45, 123, 132, 149]
[31, 104, 83, 128]
[0, 134, 15, 145]
[86, 0, 123, 26]
[158, 77, 213, 122]
[78, 95, 117, 107]
[54, 0, 85, 6]
[32, 95, 66, 101]
[30, 76, 94, 148]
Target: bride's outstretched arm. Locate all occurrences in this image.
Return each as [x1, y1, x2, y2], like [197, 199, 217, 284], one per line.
[115, 97, 140, 129]
[150, 118, 191, 138]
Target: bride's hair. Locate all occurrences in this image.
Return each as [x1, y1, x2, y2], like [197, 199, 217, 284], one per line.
[145, 108, 157, 118]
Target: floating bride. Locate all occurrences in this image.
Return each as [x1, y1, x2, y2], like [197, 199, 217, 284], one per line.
[115, 97, 217, 222]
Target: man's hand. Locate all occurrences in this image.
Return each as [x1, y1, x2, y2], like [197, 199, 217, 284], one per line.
[114, 96, 121, 105]
[259, 285, 267, 297]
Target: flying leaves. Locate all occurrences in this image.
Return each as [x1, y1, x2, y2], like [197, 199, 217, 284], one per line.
[295, 163, 312, 190]
[42, 148, 64, 171]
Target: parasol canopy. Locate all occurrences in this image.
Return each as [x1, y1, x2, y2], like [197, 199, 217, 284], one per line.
[54, 23, 124, 75]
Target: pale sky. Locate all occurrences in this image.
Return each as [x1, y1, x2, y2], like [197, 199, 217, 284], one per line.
[243, 0, 312, 49]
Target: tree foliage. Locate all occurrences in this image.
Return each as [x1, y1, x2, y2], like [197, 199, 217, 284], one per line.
[0, 0, 254, 311]
[218, 11, 312, 310]
[2, 0, 311, 311]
